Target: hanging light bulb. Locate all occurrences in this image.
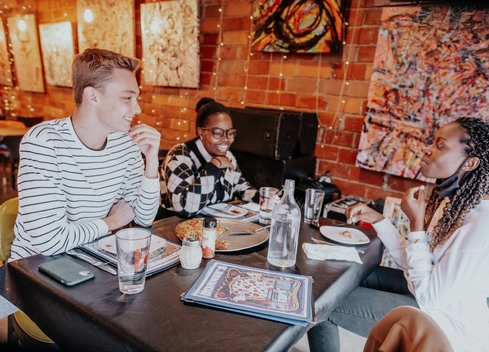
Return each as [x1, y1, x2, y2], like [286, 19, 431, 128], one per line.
[18, 19, 27, 31]
[84, 9, 93, 23]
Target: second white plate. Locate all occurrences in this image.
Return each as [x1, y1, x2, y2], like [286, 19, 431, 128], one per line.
[319, 226, 370, 245]
[202, 203, 248, 218]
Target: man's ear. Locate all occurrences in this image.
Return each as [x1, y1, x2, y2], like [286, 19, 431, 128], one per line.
[83, 86, 98, 106]
[464, 156, 480, 171]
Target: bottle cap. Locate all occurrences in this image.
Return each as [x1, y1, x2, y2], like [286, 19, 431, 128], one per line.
[183, 235, 201, 247]
[203, 217, 217, 228]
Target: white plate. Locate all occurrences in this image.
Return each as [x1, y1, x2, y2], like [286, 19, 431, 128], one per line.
[98, 234, 166, 255]
[319, 226, 370, 245]
[202, 203, 248, 219]
[216, 219, 269, 252]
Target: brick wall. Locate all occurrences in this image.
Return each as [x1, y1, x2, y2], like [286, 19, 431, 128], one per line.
[1, 0, 424, 201]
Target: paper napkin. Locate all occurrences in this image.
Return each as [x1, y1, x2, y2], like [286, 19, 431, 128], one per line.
[302, 243, 363, 264]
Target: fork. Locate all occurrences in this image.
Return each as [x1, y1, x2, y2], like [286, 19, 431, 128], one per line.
[310, 237, 365, 254]
[66, 250, 117, 275]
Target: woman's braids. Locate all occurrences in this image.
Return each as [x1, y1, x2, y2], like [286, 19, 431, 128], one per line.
[424, 117, 489, 251]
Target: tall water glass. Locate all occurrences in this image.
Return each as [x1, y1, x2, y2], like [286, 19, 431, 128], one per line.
[116, 228, 151, 294]
[259, 187, 279, 225]
[304, 189, 326, 224]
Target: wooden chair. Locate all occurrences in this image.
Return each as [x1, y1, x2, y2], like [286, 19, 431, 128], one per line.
[0, 197, 61, 351]
[0, 120, 27, 129]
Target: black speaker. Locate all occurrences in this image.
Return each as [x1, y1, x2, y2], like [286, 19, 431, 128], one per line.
[233, 151, 316, 190]
[230, 107, 301, 160]
[297, 112, 319, 156]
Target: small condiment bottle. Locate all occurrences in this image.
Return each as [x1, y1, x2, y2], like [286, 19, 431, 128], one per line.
[201, 217, 217, 259]
[180, 235, 202, 269]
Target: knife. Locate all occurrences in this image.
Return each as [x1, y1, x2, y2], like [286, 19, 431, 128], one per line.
[227, 225, 271, 235]
[66, 250, 117, 275]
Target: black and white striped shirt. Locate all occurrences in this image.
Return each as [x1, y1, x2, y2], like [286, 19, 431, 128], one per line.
[10, 117, 160, 260]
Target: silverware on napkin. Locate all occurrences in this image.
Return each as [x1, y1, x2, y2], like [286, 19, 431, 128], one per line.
[66, 249, 117, 275]
[310, 237, 365, 254]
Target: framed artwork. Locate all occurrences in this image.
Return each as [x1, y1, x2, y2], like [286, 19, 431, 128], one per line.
[39, 21, 74, 87]
[141, 0, 199, 88]
[7, 15, 45, 93]
[356, 6, 489, 180]
[77, 0, 135, 57]
[251, 0, 346, 53]
[0, 18, 13, 86]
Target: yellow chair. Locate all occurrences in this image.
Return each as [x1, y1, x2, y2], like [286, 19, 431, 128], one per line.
[0, 197, 60, 350]
[0, 197, 19, 264]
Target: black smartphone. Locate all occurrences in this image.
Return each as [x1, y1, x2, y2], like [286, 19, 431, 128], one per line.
[39, 257, 95, 286]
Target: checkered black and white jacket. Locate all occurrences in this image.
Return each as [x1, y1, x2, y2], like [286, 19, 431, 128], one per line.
[160, 138, 257, 218]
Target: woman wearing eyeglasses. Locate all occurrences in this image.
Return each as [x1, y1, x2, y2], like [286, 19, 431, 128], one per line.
[160, 98, 257, 218]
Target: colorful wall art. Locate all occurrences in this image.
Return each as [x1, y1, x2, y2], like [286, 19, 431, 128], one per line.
[7, 15, 45, 93]
[0, 18, 12, 87]
[39, 22, 74, 87]
[77, 0, 135, 57]
[357, 6, 489, 180]
[141, 0, 199, 88]
[251, 0, 346, 53]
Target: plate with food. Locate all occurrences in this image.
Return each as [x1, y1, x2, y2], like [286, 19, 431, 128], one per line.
[202, 203, 248, 219]
[175, 218, 269, 252]
[98, 234, 167, 255]
[319, 226, 370, 245]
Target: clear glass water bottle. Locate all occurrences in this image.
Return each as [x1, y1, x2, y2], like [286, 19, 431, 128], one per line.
[267, 179, 301, 268]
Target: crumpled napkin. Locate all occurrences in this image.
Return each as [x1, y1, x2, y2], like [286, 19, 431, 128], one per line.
[302, 243, 363, 264]
[240, 202, 260, 212]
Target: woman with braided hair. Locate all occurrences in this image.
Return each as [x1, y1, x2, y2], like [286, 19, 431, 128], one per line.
[307, 117, 489, 352]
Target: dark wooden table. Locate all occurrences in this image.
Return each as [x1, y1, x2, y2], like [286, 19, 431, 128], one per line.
[0, 217, 382, 352]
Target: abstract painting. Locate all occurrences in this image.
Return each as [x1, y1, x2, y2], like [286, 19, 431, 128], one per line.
[0, 18, 12, 86]
[7, 15, 45, 93]
[141, 0, 199, 88]
[357, 6, 489, 180]
[77, 0, 135, 57]
[39, 21, 74, 87]
[251, 0, 346, 53]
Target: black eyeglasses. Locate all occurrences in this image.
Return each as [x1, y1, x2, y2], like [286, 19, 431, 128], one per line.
[201, 127, 237, 139]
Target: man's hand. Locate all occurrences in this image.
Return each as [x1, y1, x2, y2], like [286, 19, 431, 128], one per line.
[103, 199, 135, 231]
[129, 123, 161, 178]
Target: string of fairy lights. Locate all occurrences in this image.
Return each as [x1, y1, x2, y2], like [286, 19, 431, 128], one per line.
[319, 16, 358, 148]
[211, 3, 357, 146]
[1, 0, 358, 150]
[0, 3, 37, 119]
[239, 14, 254, 106]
